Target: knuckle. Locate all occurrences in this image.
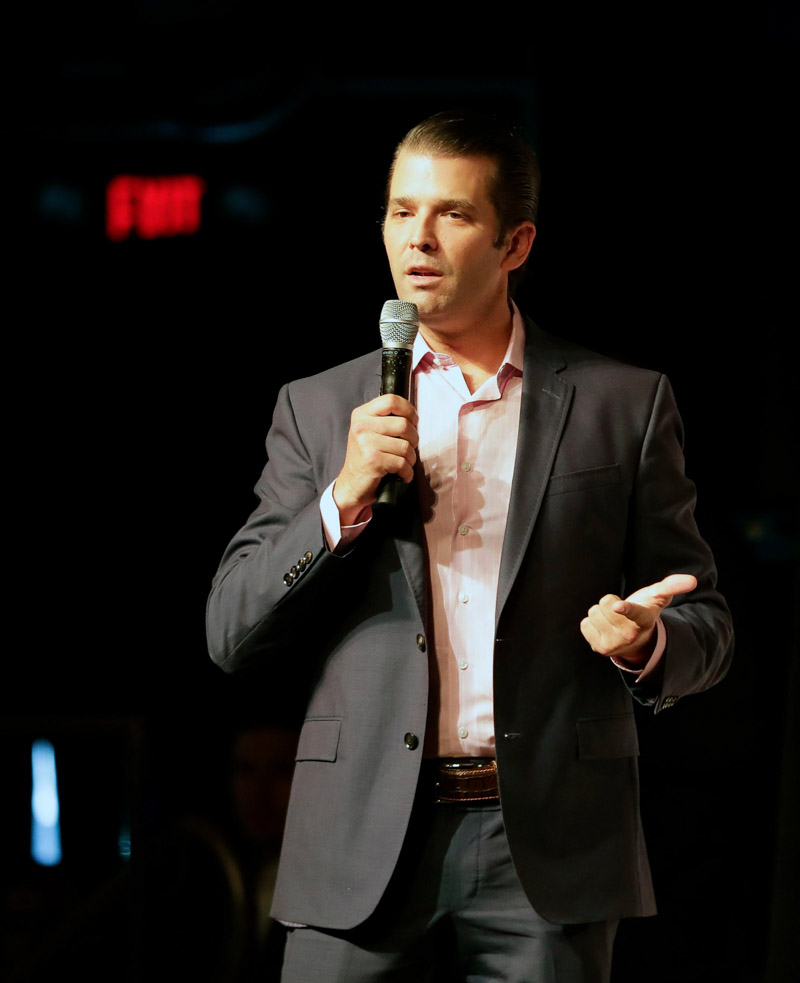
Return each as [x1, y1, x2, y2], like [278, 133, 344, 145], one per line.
[385, 394, 403, 413]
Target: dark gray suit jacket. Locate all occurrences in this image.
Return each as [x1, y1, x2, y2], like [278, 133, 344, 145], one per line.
[206, 318, 733, 930]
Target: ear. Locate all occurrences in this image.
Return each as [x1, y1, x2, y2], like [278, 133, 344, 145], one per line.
[501, 222, 536, 272]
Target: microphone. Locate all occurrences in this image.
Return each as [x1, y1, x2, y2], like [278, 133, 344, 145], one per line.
[376, 299, 419, 506]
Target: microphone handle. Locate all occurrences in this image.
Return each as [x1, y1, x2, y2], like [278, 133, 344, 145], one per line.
[376, 347, 413, 506]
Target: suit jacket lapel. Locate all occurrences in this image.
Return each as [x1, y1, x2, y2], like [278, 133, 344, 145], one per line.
[394, 497, 429, 630]
[495, 322, 573, 628]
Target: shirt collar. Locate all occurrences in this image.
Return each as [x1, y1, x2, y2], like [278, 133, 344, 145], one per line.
[412, 300, 526, 376]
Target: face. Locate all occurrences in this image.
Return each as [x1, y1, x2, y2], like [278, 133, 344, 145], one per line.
[383, 152, 530, 336]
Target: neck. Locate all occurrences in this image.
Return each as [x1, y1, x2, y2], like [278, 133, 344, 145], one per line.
[420, 301, 513, 394]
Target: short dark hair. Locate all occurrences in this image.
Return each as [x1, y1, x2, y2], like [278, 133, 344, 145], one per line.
[386, 110, 541, 294]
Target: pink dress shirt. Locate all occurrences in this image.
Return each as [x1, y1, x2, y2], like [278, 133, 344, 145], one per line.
[413, 311, 524, 757]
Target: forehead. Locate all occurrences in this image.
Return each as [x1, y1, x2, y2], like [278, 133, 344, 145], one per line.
[389, 151, 497, 205]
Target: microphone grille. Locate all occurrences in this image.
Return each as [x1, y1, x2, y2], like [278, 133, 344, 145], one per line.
[379, 300, 419, 347]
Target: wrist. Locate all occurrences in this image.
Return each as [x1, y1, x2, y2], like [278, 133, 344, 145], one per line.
[613, 628, 657, 671]
[332, 479, 374, 527]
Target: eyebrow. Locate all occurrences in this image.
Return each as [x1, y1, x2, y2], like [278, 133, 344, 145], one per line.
[388, 196, 476, 213]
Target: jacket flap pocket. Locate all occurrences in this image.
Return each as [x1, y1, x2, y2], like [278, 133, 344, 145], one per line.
[296, 717, 342, 762]
[577, 714, 639, 759]
[547, 464, 620, 497]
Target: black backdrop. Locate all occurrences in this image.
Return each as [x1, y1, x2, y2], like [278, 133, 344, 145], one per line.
[7, 9, 797, 982]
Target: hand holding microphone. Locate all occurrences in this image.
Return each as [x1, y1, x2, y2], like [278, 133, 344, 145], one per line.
[377, 300, 419, 506]
[332, 301, 419, 523]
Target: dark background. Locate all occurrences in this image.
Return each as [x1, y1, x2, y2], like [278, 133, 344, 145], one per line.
[6, 5, 797, 981]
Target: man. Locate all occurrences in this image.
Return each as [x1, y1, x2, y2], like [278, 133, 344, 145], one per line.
[207, 112, 733, 982]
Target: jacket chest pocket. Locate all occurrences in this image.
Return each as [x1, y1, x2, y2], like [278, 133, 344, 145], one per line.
[546, 463, 621, 497]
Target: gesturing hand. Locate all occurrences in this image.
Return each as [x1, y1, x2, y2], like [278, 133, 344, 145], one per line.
[580, 574, 698, 669]
[333, 394, 419, 526]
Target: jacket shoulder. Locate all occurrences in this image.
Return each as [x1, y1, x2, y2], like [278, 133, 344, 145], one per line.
[524, 316, 664, 390]
[283, 349, 382, 401]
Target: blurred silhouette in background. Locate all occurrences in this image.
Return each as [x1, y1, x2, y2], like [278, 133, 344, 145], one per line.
[144, 718, 298, 982]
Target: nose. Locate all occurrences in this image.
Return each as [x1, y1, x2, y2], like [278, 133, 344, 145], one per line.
[410, 213, 436, 253]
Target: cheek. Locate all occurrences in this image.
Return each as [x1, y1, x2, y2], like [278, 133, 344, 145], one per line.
[384, 239, 404, 269]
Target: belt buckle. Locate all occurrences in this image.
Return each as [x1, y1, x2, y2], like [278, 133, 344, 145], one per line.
[434, 758, 499, 805]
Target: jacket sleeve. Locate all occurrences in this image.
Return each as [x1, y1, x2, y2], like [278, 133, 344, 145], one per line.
[205, 380, 351, 673]
[622, 373, 734, 711]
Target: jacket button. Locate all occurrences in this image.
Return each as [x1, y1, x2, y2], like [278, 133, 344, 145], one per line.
[283, 573, 294, 587]
[416, 634, 426, 652]
[304, 551, 313, 562]
[298, 557, 307, 570]
[404, 733, 419, 750]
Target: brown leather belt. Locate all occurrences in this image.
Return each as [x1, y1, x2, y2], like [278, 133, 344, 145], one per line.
[426, 758, 499, 804]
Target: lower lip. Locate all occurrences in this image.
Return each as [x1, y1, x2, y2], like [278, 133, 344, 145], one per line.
[407, 273, 442, 287]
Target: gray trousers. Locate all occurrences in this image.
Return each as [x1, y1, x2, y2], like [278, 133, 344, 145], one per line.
[280, 800, 618, 983]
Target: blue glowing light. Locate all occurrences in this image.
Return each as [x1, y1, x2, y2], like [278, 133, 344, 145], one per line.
[31, 740, 62, 866]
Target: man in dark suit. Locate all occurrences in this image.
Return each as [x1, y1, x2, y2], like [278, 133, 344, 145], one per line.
[206, 112, 733, 982]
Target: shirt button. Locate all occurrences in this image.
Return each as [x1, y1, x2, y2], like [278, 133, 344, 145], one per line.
[458, 659, 469, 670]
[416, 634, 426, 652]
[404, 732, 419, 750]
[460, 461, 471, 472]
[458, 591, 469, 604]
[457, 727, 468, 739]
[458, 524, 469, 536]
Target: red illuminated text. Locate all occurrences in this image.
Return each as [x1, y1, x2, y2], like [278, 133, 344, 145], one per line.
[106, 175, 206, 241]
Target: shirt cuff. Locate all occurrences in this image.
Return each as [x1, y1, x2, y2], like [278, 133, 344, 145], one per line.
[611, 618, 666, 680]
[320, 481, 372, 554]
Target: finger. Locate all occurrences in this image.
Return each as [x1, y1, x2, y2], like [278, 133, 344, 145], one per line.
[611, 600, 659, 633]
[587, 594, 657, 648]
[374, 431, 418, 460]
[594, 594, 632, 630]
[371, 415, 419, 444]
[656, 573, 698, 597]
[351, 414, 418, 448]
[353, 437, 414, 475]
[365, 394, 418, 421]
[621, 574, 698, 612]
[580, 616, 601, 651]
[377, 441, 418, 480]
[581, 609, 646, 655]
